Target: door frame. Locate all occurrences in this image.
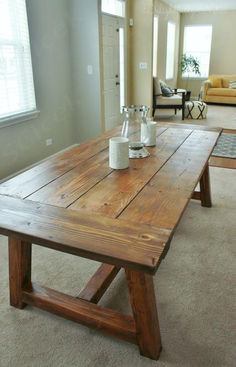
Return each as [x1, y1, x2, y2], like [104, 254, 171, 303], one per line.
[98, 0, 127, 133]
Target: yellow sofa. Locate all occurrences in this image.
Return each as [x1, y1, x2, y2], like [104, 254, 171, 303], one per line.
[202, 75, 236, 104]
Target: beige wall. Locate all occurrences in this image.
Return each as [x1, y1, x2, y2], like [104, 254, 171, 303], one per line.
[154, 0, 180, 87]
[127, 0, 180, 113]
[0, 0, 76, 180]
[128, 0, 154, 108]
[69, 0, 102, 142]
[178, 10, 236, 98]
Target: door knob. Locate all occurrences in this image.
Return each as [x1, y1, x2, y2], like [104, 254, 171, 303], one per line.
[116, 82, 120, 86]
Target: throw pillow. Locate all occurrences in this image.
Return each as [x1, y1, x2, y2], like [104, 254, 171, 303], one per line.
[153, 77, 161, 96]
[209, 76, 222, 88]
[159, 80, 173, 97]
[229, 81, 236, 89]
[222, 78, 230, 88]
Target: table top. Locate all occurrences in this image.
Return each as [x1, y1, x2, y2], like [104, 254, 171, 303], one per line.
[0, 123, 220, 274]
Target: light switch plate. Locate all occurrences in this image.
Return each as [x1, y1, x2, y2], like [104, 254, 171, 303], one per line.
[87, 65, 93, 75]
[139, 62, 148, 70]
[46, 138, 53, 146]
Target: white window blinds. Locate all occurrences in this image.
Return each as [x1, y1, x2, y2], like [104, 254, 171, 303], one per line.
[0, 0, 36, 121]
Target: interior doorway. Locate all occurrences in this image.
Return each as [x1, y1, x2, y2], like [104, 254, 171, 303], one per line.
[101, 14, 126, 131]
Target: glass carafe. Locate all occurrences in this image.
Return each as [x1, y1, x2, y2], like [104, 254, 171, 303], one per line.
[121, 105, 150, 158]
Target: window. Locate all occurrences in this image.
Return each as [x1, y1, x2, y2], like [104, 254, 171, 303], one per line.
[102, 0, 125, 18]
[166, 22, 176, 80]
[0, 0, 37, 123]
[182, 25, 212, 78]
[119, 27, 125, 111]
[152, 15, 158, 77]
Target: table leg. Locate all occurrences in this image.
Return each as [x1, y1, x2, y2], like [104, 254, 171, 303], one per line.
[200, 163, 212, 207]
[78, 264, 120, 304]
[126, 269, 162, 360]
[8, 236, 32, 309]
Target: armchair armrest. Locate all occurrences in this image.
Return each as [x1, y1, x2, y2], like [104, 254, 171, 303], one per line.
[153, 93, 173, 98]
[202, 80, 211, 101]
[172, 89, 186, 99]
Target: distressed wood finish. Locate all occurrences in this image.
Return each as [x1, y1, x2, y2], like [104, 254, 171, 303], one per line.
[28, 150, 112, 207]
[210, 156, 236, 169]
[22, 283, 137, 344]
[192, 191, 201, 200]
[0, 126, 167, 200]
[155, 121, 221, 132]
[126, 270, 161, 360]
[0, 123, 221, 360]
[70, 128, 192, 216]
[0, 196, 170, 274]
[0, 127, 123, 198]
[119, 130, 219, 229]
[78, 264, 120, 303]
[8, 237, 32, 309]
[27, 126, 168, 208]
[200, 164, 212, 207]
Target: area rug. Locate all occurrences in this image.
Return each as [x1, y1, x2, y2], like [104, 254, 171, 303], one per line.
[212, 133, 236, 158]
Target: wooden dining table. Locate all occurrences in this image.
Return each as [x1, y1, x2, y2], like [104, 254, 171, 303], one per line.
[0, 122, 221, 360]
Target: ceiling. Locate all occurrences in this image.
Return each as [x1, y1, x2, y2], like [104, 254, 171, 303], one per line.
[162, 0, 236, 12]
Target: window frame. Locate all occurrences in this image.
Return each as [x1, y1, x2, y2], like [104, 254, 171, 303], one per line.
[152, 15, 158, 78]
[101, 0, 126, 18]
[182, 24, 213, 80]
[0, 109, 39, 129]
[166, 21, 176, 80]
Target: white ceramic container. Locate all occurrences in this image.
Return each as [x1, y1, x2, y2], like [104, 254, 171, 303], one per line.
[109, 137, 129, 169]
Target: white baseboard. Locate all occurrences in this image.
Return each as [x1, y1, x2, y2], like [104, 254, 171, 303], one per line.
[0, 143, 80, 184]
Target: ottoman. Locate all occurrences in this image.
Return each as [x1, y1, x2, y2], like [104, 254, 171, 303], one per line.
[185, 101, 208, 119]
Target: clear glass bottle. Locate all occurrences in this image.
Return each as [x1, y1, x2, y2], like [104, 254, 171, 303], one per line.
[140, 105, 149, 146]
[121, 105, 150, 158]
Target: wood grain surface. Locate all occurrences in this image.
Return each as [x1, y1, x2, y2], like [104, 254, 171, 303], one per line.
[120, 130, 219, 229]
[8, 237, 32, 309]
[0, 126, 123, 198]
[0, 126, 167, 199]
[155, 122, 221, 132]
[78, 264, 120, 303]
[0, 123, 221, 361]
[0, 196, 170, 274]
[70, 128, 192, 216]
[126, 270, 162, 359]
[22, 282, 137, 344]
[210, 156, 236, 169]
[0, 124, 220, 263]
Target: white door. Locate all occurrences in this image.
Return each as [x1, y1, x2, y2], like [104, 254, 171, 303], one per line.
[102, 15, 125, 131]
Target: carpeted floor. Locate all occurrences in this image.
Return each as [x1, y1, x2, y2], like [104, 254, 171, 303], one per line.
[0, 166, 235, 367]
[154, 104, 236, 130]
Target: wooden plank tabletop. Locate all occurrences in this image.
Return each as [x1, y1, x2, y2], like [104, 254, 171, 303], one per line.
[0, 123, 221, 273]
[0, 195, 170, 274]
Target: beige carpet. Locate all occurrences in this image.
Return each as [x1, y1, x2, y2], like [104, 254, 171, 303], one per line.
[155, 104, 236, 130]
[0, 167, 235, 367]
